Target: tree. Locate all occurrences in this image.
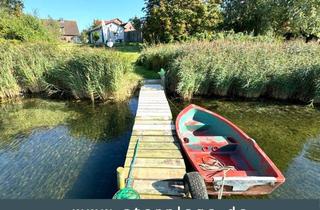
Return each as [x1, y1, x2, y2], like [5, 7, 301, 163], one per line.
[143, 0, 222, 43]
[92, 31, 100, 44]
[129, 16, 143, 31]
[221, 0, 273, 35]
[80, 29, 89, 43]
[43, 17, 60, 40]
[286, 0, 320, 38]
[221, 0, 320, 38]
[0, 0, 24, 16]
[91, 19, 101, 29]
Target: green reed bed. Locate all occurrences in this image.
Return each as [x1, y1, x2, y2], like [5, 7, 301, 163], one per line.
[138, 40, 320, 104]
[0, 41, 137, 102]
[0, 42, 20, 99]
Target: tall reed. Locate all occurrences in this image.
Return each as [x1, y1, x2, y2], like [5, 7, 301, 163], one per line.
[46, 49, 131, 101]
[138, 40, 320, 104]
[0, 41, 136, 102]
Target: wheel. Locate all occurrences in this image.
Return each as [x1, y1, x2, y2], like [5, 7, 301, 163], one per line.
[183, 172, 209, 199]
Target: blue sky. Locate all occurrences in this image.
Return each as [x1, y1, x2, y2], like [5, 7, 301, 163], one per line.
[24, 0, 145, 31]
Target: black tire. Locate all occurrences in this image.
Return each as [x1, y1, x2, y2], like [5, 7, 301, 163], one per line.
[183, 172, 209, 199]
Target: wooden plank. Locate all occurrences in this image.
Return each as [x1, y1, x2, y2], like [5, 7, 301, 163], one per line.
[139, 96, 168, 99]
[123, 79, 186, 199]
[133, 120, 173, 125]
[136, 113, 172, 117]
[136, 111, 172, 115]
[141, 87, 163, 91]
[138, 103, 169, 106]
[126, 149, 183, 159]
[138, 104, 169, 106]
[128, 142, 181, 150]
[139, 93, 167, 96]
[139, 98, 167, 100]
[137, 110, 171, 113]
[130, 135, 178, 143]
[141, 85, 162, 88]
[139, 97, 167, 100]
[138, 104, 170, 108]
[125, 158, 185, 169]
[133, 124, 175, 131]
[143, 80, 161, 84]
[133, 179, 185, 196]
[132, 130, 176, 136]
[139, 100, 168, 102]
[137, 106, 170, 109]
[123, 167, 185, 180]
[135, 117, 172, 121]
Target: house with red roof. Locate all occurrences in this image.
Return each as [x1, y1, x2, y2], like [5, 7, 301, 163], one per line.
[43, 18, 80, 43]
[88, 18, 136, 44]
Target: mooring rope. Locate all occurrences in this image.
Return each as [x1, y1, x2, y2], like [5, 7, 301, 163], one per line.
[200, 157, 235, 200]
[217, 167, 233, 200]
[126, 138, 140, 188]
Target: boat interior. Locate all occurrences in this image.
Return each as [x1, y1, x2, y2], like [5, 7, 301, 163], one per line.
[178, 107, 275, 182]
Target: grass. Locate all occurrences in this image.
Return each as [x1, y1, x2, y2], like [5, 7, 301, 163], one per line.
[113, 42, 160, 79]
[138, 40, 320, 104]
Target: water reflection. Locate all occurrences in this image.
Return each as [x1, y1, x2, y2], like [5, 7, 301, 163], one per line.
[0, 98, 137, 199]
[304, 139, 320, 163]
[271, 138, 320, 199]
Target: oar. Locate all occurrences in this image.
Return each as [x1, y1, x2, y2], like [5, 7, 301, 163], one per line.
[113, 138, 140, 199]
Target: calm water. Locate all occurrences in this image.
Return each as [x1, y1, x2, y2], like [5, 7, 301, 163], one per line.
[170, 98, 320, 199]
[0, 98, 137, 199]
[1, 97, 319, 199]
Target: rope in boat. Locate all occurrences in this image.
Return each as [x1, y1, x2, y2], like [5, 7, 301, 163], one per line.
[200, 157, 235, 200]
[217, 168, 233, 200]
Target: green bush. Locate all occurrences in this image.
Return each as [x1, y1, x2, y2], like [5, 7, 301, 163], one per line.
[138, 40, 320, 104]
[0, 10, 59, 42]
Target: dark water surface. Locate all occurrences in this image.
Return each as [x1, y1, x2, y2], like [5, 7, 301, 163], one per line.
[0, 98, 137, 199]
[1, 97, 319, 199]
[170, 98, 320, 199]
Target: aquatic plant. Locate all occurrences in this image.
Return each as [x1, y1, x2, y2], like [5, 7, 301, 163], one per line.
[138, 40, 320, 104]
[0, 42, 20, 99]
[46, 49, 131, 101]
[0, 41, 138, 101]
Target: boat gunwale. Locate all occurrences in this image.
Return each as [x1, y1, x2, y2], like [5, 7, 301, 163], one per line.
[175, 104, 285, 184]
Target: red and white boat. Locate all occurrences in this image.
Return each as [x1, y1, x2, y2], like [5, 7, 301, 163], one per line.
[176, 104, 285, 198]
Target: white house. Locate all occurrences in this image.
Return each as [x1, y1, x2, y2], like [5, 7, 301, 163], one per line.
[88, 18, 135, 44]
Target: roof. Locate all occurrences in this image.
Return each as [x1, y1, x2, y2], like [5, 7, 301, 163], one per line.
[60, 20, 80, 36]
[97, 18, 124, 26]
[121, 22, 135, 32]
[43, 19, 80, 36]
[89, 19, 136, 32]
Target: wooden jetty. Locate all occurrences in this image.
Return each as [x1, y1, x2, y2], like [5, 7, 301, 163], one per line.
[123, 79, 186, 199]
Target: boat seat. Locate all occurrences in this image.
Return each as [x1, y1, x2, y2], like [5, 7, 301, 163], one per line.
[205, 136, 238, 153]
[185, 120, 210, 132]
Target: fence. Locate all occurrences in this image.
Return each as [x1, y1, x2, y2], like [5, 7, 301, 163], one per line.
[124, 30, 143, 43]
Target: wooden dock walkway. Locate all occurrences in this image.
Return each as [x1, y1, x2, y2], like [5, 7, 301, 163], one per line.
[124, 79, 186, 199]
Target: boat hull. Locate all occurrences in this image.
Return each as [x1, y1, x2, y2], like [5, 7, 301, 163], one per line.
[176, 104, 285, 196]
